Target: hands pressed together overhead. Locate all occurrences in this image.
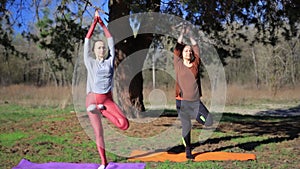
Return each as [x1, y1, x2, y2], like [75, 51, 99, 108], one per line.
[178, 23, 197, 45]
[94, 10, 104, 26]
[86, 9, 108, 39]
[180, 24, 191, 35]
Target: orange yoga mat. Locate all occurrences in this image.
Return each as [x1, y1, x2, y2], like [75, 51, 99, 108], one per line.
[128, 150, 256, 162]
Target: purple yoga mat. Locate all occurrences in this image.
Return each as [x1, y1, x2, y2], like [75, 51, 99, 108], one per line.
[13, 159, 146, 169]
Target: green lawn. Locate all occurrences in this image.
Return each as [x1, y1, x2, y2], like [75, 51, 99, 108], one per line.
[0, 103, 299, 169]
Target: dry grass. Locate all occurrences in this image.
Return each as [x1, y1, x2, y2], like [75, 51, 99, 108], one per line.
[0, 84, 299, 110]
[0, 84, 72, 108]
[225, 84, 300, 105]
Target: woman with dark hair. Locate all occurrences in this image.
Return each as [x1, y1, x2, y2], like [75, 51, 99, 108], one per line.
[84, 10, 129, 169]
[173, 25, 213, 159]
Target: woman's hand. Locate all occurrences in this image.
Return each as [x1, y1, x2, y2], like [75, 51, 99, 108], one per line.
[185, 26, 191, 35]
[95, 10, 100, 17]
[178, 23, 186, 43]
[95, 10, 105, 26]
[184, 25, 197, 45]
[180, 24, 186, 35]
[94, 10, 100, 22]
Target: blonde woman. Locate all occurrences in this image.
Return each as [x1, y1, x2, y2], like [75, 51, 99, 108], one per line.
[84, 10, 129, 169]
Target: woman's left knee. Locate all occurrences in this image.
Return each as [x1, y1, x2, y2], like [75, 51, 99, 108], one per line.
[120, 119, 129, 130]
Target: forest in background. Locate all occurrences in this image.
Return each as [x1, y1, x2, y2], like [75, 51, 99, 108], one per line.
[2, 22, 298, 92]
[1, 0, 299, 116]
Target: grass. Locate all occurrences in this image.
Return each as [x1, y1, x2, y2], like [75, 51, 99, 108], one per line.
[0, 84, 299, 168]
[0, 103, 299, 169]
[0, 131, 29, 147]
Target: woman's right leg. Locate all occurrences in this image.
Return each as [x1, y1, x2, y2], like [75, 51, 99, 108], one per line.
[177, 100, 194, 159]
[86, 93, 107, 166]
[87, 112, 107, 165]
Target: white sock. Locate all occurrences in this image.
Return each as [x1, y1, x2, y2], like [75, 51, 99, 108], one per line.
[97, 104, 105, 110]
[98, 164, 106, 169]
[87, 104, 97, 112]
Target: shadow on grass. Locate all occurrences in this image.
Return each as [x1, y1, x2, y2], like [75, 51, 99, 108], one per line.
[167, 135, 245, 154]
[79, 105, 300, 155]
[219, 107, 300, 138]
[255, 104, 300, 117]
[167, 105, 300, 154]
[211, 135, 295, 152]
[138, 108, 179, 118]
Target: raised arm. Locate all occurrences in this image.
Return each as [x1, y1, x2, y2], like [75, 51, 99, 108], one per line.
[98, 15, 114, 61]
[98, 16, 111, 38]
[190, 36, 200, 60]
[177, 24, 184, 44]
[86, 11, 100, 39]
[84, 11, 100, 68]
[174, 24, 186, 57]
[186, 26, 200, 60]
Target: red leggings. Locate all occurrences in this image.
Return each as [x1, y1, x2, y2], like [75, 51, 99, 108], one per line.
[86, 92, 129, 165]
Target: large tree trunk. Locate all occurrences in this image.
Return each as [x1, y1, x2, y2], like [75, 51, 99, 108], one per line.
[108, 0, 160, 118]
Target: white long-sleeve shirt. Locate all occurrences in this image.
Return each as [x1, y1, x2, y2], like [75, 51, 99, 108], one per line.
[84, 37, 115, 94]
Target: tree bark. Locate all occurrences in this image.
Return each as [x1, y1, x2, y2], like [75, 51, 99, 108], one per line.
[109, 0, 159, 118]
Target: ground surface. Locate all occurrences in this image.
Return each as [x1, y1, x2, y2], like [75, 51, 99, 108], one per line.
[1, 103, 300, 169]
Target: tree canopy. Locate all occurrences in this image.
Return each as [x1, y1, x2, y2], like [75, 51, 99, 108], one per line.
[0, 0, 298, 62]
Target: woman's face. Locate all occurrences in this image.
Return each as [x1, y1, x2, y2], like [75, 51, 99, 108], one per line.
[94, 41, 107, 59]
[182, 45, 192, 60]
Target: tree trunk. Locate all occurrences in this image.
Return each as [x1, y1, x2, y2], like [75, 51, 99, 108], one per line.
[251, 47, 260, 88]
[289, 37, 298, 87]
[109, 1, 142, 118]
[109, 0, 160, 118]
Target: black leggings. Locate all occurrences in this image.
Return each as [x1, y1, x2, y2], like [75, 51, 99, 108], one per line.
[176, 99, 213, 139]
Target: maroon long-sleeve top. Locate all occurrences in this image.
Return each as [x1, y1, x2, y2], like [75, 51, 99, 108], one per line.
[173, 42, 202, 101]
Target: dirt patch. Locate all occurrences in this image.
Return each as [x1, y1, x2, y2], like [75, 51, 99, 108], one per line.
[3, 108, 300, 169]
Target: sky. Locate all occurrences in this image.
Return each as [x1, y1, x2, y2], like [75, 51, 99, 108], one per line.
[8, 0, 109, 34]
